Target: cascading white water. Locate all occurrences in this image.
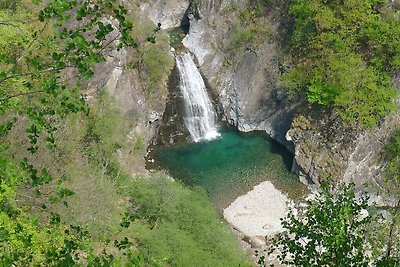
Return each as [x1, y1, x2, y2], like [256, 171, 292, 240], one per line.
[176, 52, 220, 142]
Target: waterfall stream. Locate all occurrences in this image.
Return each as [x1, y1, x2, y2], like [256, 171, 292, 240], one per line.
[176, 52, 220, 142]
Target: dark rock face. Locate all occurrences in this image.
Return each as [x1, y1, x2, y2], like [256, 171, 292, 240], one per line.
[286, 114, 358, 190]
[218, 48, 296, 150]
[287, 96, 400, 204]
[150, 65, 190, 147]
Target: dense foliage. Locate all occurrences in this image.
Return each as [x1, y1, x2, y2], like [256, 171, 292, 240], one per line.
[119, 174, 252, 266]
[224, 0, 271, 52]
[0, 1, 250, 266]
[0, 0, 137, 265]
[282, 0, 400, 128]
[267, 184, 400, 266]
[269, 184, 371, 266]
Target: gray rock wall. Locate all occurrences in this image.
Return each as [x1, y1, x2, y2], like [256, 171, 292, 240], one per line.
[182, 0, 296, 148]
[125, 0, 399, 203]
[286, 96, 400, 203]
[140, 0, 190, 29]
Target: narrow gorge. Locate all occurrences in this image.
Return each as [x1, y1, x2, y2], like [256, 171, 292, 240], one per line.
[1, 0, 399, 265]
[140, 0, 400, 258]
[141, 0, 400, 201]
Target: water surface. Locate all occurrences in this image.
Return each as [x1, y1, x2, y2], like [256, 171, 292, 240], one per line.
[149, 126, 307, 210]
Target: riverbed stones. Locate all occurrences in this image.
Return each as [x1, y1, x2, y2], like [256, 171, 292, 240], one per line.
[223, 181, 289, 239]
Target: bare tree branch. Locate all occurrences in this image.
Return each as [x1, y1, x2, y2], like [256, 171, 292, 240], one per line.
[0, 21, 22, 29]
[0, 90, 44, 102]
[0, 66, 64, 84]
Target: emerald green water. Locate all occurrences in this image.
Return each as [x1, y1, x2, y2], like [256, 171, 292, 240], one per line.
[150, 126, 307, 210]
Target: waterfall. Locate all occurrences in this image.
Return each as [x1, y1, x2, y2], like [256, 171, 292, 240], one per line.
[176, 52, 220, 142]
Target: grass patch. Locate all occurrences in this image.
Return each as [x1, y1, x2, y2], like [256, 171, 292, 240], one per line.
[126, 13, 174, 98]
[132, 134, 146, 153]
[168, 27, 186, 49]
[225, 1, 271, 52]
[141, 45, 174, 95]
[118, 173, 252, 267]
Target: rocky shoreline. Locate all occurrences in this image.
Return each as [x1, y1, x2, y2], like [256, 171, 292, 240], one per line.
[224, 181, 289, 238]
[223, 181, 291, 248]
[223, 181, 301, 266]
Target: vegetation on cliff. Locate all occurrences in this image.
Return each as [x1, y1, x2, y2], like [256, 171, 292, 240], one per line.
[378, 127, 400, 261]
[223, 0, 272, 53]
[384, 127, 400, 197]
[282, 0, 399, 128]
[0, 0, 250, 266]
[1, 0, 399, 266]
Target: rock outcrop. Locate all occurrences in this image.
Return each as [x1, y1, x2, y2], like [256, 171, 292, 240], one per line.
[80, 16, 173, 174]
[286, 113, 359, 189]
[176, 0, 399, 204]
[181, 0, 296, 148]
[287, 96, 400, 203]
[135, 0, 399, 203]
[140, 0, 190, 29]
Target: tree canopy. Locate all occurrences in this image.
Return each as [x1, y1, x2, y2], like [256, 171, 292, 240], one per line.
[282, 0, 400, 128]
[267, 183, 400, 266]
[0, 0, 138, 265]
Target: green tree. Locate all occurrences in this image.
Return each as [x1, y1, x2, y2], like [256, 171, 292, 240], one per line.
[282, 0, 399, 128]
[0, 0, 138, 153]
[0, 0, 143, 265]
[0, 152, 132, 266]
[268, 184, 371, 266]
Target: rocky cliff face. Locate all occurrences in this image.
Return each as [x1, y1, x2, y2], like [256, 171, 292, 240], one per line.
[181, 0, 297, 148]
[181, 0, 400, 203]
[139, 0, 190, 29]
[81, 15, 173, 174]
[134, 0, 296, 148]
[286, 97, 400, 204]
[110, 0, 399, 202]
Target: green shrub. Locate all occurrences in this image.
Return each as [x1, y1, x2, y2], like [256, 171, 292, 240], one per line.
[384, 127, 400, 187]
[4, 90, 250, 265]
[120, 173, 252, 267]
[226, 2, 270, 52]
[231, 28, 257, 49]
[168, 27, 186, 49]
[141, 46, 173, 94]
[283, 0, 400, 128]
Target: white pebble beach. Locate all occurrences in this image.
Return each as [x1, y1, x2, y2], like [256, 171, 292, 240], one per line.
[223, 181, 289, 238]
